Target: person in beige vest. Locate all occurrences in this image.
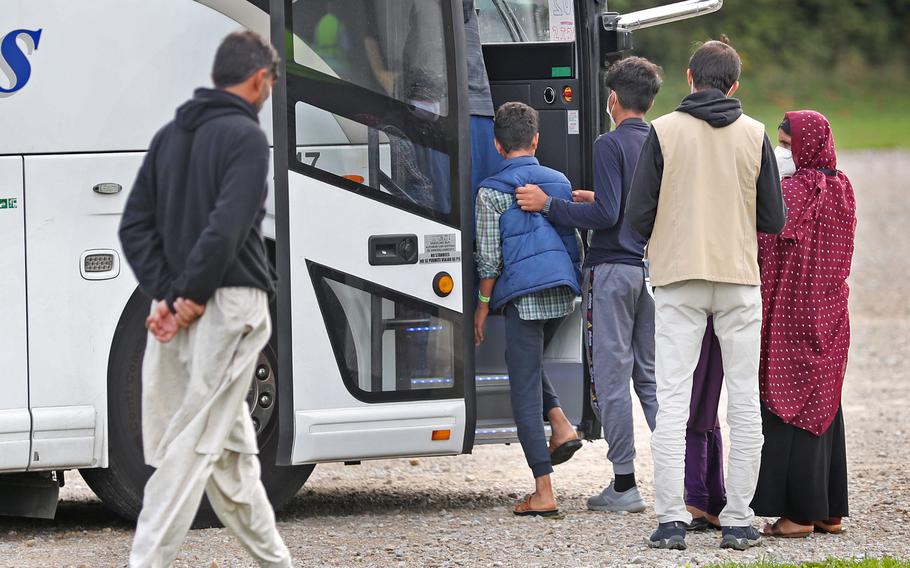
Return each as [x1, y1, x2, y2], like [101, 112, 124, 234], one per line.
[625, 37, 785, 551]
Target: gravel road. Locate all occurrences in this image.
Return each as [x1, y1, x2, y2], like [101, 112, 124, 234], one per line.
[1, 150, 908, 567]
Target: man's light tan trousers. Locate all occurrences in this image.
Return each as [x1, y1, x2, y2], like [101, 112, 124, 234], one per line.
[129, 288, 291, 568]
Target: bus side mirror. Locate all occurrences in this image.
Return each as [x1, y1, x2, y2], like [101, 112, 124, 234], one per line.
[599, 12, 634, 62]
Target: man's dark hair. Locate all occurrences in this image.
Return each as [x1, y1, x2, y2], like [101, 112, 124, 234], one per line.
[212, 30, 280, 89]
[688, 35, 741, 93]
[779, 116, 791, 135]
[605, 56, 662, 114]
[494, 102, 538, 153]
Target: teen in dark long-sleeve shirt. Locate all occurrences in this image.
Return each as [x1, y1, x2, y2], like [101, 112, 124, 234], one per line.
[545, 119, 650, 267]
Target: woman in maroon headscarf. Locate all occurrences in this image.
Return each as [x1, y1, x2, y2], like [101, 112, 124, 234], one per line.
[751, 110, 856, 537]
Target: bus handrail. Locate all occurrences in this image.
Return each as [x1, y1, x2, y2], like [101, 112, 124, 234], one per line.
[608, 0, 723, 32]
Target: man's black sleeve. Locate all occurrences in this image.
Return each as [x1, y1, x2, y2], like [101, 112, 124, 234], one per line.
[166, 127, 270, 307]
[625, 128, 664, 239]
[118, 134, 172, 301]
[756, 133, 786, 234]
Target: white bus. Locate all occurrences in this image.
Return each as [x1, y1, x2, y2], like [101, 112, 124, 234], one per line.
[0, 0, 720, 521]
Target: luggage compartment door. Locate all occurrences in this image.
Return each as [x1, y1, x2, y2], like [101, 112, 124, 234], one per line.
[0, 157, 30, 471]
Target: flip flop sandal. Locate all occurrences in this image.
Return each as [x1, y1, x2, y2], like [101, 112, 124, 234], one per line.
[513, 495, 560, 518]
[549, 439, 582, 466]
[814, 521, 845, 534]
[686, 516, 710, 532]
[762, 519, 813, 538]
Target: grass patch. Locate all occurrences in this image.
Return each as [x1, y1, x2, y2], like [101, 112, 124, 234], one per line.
[647, 76, 910, 150]
[704, 557, 910, 568]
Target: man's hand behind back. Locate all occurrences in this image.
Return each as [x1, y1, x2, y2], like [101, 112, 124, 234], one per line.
[174, 298, 206, 329]
[146, 298, 206, 343]
[147, 300, 180, 343]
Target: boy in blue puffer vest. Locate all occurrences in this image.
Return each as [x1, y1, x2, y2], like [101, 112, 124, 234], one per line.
[474, 102, 584, 517]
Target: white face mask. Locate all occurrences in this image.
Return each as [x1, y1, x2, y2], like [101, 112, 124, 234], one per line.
[775, 145, 796, 179]
[606, 93, 617, 127]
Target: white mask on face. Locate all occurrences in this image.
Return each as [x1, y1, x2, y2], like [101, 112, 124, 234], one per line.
[775, 145, 796, 179]
[606, 93, 617, 127]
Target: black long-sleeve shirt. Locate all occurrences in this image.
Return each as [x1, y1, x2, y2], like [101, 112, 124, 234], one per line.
[119, 88, 274, 309]
[545, 118, 650, 267]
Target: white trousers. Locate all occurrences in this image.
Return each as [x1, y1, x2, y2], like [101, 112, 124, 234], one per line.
[129, 288, 292, 568]
[650, 280, 764, 527]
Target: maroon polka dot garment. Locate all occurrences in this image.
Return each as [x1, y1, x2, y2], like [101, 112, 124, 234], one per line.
[757, 110, 857, 437]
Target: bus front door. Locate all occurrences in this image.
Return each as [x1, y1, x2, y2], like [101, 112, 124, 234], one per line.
[472, 0, 602, 442]
[0, 157, 30, 471]
[270, 0, 475, 465]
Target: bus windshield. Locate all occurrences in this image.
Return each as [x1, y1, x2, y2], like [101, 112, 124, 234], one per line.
[477, 0, 575, 43]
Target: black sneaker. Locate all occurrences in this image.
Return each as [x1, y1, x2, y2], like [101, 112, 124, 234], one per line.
[648, 521, 687, 550]
[720, 525, 762, 550]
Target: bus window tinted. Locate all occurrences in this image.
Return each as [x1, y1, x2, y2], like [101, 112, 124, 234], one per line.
[312, 265, 461, 401]
[477, 0, 575, 43]
[291, 0, 449, 116]
[294, 101, 452, 217]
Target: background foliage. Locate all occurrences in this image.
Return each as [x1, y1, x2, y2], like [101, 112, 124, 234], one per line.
[608, 0, 910, 148]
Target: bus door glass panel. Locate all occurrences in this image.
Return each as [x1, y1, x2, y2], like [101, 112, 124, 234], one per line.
[279, 0, 471, 463]
[0, 157, 30, 471]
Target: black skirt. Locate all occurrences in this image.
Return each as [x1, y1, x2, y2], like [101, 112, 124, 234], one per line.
[751, 405, 849, 522]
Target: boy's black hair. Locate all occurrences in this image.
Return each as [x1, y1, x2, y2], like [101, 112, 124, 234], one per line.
[212, 30, 280, 89]
[688, 34, 741, 93]
[779, 116, 792, 135]
[605, 56, 663, 114]
[494, 102, 539, 153]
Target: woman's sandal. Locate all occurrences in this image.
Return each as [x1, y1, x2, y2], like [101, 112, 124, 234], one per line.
[761, 518, 813, 538]
[513, 495, 560, 517]
[814, 518, 845, 534]
[549, 439, 582, 466]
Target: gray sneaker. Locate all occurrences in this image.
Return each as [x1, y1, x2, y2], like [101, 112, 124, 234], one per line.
[586, 482, 647, 513]
[720, 526, 762, 550]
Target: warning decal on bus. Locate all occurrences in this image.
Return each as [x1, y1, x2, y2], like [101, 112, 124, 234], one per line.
[419, 233, 461, 264]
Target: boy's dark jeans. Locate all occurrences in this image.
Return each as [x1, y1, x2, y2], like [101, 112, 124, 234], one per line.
[504, 303, 566, 478]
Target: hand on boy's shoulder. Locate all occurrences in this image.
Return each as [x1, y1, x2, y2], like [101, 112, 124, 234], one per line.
[515, 184, 549, 212]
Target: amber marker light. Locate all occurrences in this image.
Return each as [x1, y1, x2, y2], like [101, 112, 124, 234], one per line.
[562, 86, 574, 103]
[433, 272, 454, 297]
[432, 429, 451, 441]
[344, 174, 365, 184]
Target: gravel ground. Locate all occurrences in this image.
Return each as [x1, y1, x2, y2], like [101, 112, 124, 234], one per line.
[1, 150, 908, 567]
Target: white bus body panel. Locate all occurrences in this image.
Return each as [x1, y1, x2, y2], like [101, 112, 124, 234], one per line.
[0, 0, 271, 155]
[0, 0, 255, 472]
[3, 0, 457, 473]
[0, 157, 30, 472]
[287, 171, 466, 463]
[23, 154, 146, 470]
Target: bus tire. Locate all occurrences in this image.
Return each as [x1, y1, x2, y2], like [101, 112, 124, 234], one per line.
[81, 289, 313, 528]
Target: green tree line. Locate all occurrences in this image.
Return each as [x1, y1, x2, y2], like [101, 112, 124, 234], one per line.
[607, 0, 910, 148]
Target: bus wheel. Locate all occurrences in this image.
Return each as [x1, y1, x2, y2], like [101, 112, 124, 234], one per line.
[81, 290, 313, 527]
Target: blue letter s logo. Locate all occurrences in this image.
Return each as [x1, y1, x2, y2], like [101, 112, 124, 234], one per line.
[0, 29, 42, 96]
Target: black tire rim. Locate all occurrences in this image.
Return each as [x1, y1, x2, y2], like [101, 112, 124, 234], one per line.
[247, 348, 278, 438]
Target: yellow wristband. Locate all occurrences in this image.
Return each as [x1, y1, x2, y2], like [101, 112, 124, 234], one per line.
[478, 292, 490, 303]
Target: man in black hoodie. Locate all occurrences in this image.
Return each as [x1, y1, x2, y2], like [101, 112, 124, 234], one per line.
[625, 38, 785, 552]
[119, 31, 292, 567]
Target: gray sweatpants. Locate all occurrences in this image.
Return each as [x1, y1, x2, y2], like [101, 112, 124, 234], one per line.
[130, 288, 292, 568]
[587, 263, 659, 476]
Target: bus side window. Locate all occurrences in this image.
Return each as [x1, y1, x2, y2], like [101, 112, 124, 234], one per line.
[288, 0, 458, 225]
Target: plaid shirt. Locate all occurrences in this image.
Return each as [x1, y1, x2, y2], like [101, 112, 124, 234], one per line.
[474, 187, 580, 321]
